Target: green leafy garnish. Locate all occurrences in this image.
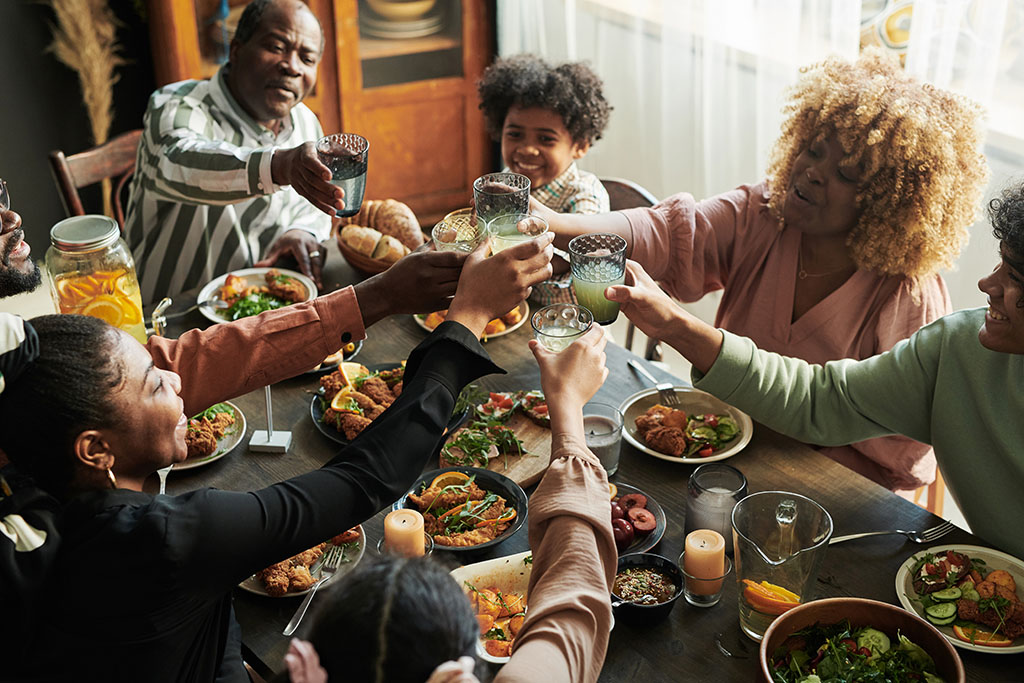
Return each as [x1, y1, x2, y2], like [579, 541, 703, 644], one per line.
[483, 627, 507, 641]
[195, 402, 235, 421]
[225, 292, 287, 320]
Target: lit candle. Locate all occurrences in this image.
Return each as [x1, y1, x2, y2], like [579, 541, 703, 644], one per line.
[383, 509, 425, 557]
[683, 529, 726, 595]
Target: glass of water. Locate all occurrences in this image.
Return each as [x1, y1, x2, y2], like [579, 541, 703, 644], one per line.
[432, 208, 481, 252]
[486, 213, 548, 254]
[316, 133, 369, 218]
[474, 172, 530, 226]
[531, 303, 593, 353]
[568, 233, 627, 325]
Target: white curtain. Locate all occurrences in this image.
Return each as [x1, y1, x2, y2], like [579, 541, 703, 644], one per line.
[496, 0, 860, 201]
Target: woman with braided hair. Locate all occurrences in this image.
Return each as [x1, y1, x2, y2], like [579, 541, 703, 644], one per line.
[536, 47, 990, 496]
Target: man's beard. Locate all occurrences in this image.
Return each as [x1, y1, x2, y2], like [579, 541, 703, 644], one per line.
[0, 229, 42, 297]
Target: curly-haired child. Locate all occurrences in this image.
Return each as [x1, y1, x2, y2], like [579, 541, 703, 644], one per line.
[536, 48, 990, 498]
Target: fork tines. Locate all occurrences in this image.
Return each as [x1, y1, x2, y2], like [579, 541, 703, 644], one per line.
[921, 520, 956, 542]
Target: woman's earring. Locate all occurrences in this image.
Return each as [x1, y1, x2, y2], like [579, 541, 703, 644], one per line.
[107, 468, 118, 489]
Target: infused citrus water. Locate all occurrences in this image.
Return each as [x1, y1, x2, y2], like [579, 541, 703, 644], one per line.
[54, 269, 147, 343]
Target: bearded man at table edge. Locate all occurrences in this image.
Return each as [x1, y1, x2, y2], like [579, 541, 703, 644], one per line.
[607, 182, 1024, 560]
[125, 0, 344, 304]
[0, 188, 557, 676]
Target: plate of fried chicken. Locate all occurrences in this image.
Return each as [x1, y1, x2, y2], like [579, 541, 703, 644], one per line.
[176, 401, 246, 471]
[619, 386, 752, 464]
[311, 362, 406, 444]
[239, 526, 364, 597]
[196, 267, 316, 324]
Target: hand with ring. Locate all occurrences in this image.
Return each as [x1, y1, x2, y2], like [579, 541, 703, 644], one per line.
[256, 229, 327, 290]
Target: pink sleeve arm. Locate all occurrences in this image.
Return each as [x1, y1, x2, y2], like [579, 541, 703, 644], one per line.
[145, 286, 366, 416]
[621, 187, 753, 302]
[495, 434, 616, 683]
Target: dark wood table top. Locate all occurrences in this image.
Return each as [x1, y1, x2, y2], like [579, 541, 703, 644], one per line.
[156, 244, 1020, 682]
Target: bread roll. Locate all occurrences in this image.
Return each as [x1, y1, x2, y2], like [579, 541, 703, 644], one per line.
[341, 225, 383, 256]
[339, 199, 424, 251]
[372, 235, 409, 264]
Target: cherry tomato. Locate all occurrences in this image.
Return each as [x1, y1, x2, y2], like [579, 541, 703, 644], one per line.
[839, 639, 857, 652]
[704, 415, 719, 427]
[698, 445, 714, 458]
[857, 647, 872, 657]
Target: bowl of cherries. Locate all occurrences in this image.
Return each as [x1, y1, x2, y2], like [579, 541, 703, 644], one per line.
[609, 483, 667, 555]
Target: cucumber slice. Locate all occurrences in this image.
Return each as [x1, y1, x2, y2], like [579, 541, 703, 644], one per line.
[926, 612, 957, 626]
[925, 602, 957, 624]
[931, 587, 962, 602]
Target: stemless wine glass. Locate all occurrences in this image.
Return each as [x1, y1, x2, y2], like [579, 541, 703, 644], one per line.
[531, 303, 593, 353]
[474, 172, 530, 227]
[316, 133, 369, 218]
[568, 233, 628, 325]
[431, 208, 481, 252]
[486, 213, 548, 254]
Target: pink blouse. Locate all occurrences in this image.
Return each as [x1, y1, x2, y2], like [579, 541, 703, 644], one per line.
[623, 183, 950, 492]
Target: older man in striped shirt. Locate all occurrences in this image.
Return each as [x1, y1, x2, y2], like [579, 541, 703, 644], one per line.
[126, 0, 344, 304]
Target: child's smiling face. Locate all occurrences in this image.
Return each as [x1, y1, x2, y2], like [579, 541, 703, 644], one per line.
[501, 106, 589, 190]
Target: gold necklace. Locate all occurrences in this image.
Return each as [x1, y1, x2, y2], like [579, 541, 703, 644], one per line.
[797, 246, 854, 279]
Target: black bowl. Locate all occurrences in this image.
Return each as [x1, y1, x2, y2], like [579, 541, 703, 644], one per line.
[612, 553, 685, 624]
[394, 467, 528, 553]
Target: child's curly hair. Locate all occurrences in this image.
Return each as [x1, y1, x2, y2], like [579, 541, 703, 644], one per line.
[477, 54, 612, 147]
[989, 182, 1024, 307]
[765, 48, 989, 280]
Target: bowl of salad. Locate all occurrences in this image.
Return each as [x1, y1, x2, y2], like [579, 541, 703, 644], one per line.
[759, 597, 964, 683]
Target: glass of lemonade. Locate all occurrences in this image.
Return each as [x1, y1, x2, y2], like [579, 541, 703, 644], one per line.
[431, 208, 481, 252]
[568, 233, 627, 325]
[474, 172, 530, 227]
[531, 303, 593, 353]
[486, 213, 549, 254]
[316, 133, 369, 218]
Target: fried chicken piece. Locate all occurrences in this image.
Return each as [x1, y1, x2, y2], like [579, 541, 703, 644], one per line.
[359, 376, 394, 407]
[320, 370, 347, 397]
[257, 562, 292, 596]
[185, 425, 218, 459]
[331, 528, 361, 545]
[483, 639, 512, 658]
[985, 570, 1018, 594]
[661, 409, 688, 431]
[408, 481, 487, 510]
[288, 565, 317, 592]
[483, 318, 506, 336]
[958, 597, 1024, 638]
[208, 412, 235, 439]
[347, 391, 385, 419]
[509, 614, 525, 636]
[391, 381, 403, 397]
[264, 269, 307, 303]
[644, 425, 688, 457]
[339, 413, 372, 440]
[292, 542, 326, 568]
[501, 307, 523, 325]
[634, 413, 663, 438]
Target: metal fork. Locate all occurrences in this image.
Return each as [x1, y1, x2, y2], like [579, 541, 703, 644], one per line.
[282, 545, 344, 636]
[627, 359, 679, 406]
[828, 520, 956, 545]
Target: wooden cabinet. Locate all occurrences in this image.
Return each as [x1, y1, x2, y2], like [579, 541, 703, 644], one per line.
[146, 0, 495, 224]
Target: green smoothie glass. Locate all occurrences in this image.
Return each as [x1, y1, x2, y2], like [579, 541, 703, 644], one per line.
[568, 233, 627, 325]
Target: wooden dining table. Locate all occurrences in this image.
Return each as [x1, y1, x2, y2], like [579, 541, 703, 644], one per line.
[156, 243, 1020, 682]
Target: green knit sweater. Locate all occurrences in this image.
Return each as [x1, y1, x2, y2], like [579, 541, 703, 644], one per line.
[694, 308, 1024, 558]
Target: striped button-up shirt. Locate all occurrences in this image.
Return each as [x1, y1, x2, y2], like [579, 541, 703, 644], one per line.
[531, 162, 609, 215]
[125, 67, 330, 305]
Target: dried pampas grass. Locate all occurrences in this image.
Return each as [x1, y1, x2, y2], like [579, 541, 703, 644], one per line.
[46, 0, 126, 216]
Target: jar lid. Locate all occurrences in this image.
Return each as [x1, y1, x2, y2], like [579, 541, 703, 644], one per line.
[49, 215, 120, 252]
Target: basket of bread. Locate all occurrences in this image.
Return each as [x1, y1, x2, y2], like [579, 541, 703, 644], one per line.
[336, 199, 425, 274]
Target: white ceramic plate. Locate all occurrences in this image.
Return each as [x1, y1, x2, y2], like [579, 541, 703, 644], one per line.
[450, 550, 533, 664]
[414, 301, 529, 340]
[895, 544, 1024, 654]
[195, 267, 317, 324]
[172, 401, 246, 471]
[239, 526, 366, 597]
[618, 386, 753, 464]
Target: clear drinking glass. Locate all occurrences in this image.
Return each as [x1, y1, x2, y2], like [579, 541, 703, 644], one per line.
[684, 464, 748, 554]
[531, 303, 593, 353]
[486, 213, 548, 254]
[732, 491, 833, 641]
[474, 172, 530, 227]
[679, 551, 733, 607]
[431, 208, 481, 252]
[316, 133, 369, 218]
[582, 402, 623, 476]
[568, 233, 627, 325]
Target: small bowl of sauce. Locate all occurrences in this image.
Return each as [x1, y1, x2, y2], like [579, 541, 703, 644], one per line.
[612, 553, 684, 623]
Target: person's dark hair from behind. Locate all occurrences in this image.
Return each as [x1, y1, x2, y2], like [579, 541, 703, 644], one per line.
[0, 314, 123, 496]
[477, 54, 612, 147]
[302, 557, 479, 683]
[990, 182, 1024, 308]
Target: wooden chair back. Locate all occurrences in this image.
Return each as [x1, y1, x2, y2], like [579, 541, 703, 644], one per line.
[600, 178, 661, 360]
[48, 129, 143, 232]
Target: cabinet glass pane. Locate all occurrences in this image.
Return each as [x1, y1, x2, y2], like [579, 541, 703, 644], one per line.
[359, 0, 464, 88]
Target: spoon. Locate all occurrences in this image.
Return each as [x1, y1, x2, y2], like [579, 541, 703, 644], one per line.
[611, 594, 656, 608]
[161, 298, 228, 321]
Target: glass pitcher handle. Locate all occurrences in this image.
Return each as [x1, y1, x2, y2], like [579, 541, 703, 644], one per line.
[149, 297, 172, 338]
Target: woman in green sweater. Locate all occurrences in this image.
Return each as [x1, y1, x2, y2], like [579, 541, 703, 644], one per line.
[606, 183, 1024, 558]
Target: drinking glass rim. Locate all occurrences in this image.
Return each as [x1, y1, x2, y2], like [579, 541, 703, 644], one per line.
[316, 132, 369, 155]
[474, 171, 531, 193]
[568, 233, 627, 259]
[531, 303, 594, 335]
[582, 401, 624, 431]
[690, 463, 747, 495]
[678, 552, 733, 583]
[486, 212, 548, 235]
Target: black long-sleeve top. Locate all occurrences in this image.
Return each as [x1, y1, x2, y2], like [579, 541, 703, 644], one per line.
[34, 322, 500, 683]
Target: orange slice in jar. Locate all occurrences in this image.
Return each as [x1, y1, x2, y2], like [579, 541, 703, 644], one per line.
[430, 471, 471, 490]
[120, 296, 143, 325]
[55, 277, 91, 309]
[82, 294, 126, 328]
